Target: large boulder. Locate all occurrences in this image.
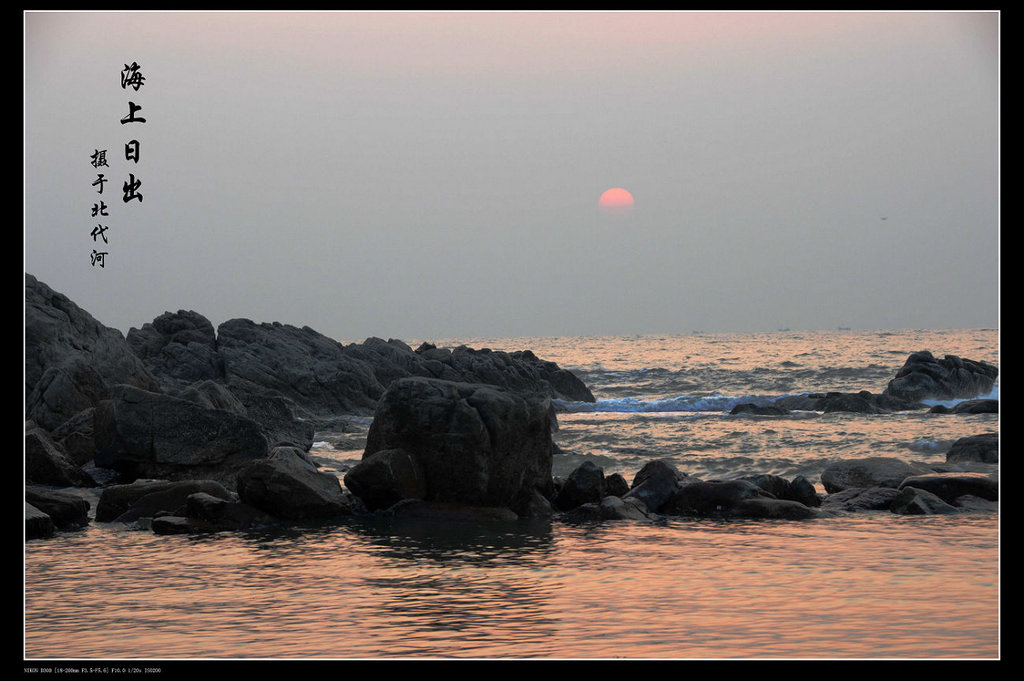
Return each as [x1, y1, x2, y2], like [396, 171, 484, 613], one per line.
[236, 446, 356, 520]
[93, 385, 269, 488]
[25, 274, 161, 430]
[25, 426, 96, 488]
[359, 377, 556, 515]
[883, 351, 998, 402]
[820, 457, 932, 494]
[946, 433, 999, 464]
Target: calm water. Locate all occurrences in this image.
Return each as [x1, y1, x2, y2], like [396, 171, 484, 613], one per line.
[24, 329, 999, 660]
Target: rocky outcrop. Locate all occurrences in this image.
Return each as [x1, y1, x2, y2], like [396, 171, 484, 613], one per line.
[125, 310, 223, 388]
[356, 377, 556, 516]
[946, 433, 998, 464]
[883, 351, 998, 402]
[25, 274, 161, 430]
[928, 399, 999, 415]
[819, 457, 933, 494]
[93, 385, 269, 489]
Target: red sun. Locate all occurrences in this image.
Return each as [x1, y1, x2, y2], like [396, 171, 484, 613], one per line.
[599, 187, 634, 212]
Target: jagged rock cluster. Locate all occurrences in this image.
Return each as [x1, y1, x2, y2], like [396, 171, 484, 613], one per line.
[24, 273, 998, 540]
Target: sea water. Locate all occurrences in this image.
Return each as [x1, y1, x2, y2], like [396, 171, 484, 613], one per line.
[23, 328, 999, 660]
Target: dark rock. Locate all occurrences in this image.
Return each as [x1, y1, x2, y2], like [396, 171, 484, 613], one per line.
[24, 487, 91, 529]
[890, 487, 960, 515]
[598, 495, 652, 520]
[772, 391, 923, 414]
[558, 502, 604, 523]
[730, 403, 790, 416]
[184, 492, 276, 530]
[96, 479, 235, 522]
[173, 379, 247, 414]
[791, 475, 822, 507]
[25, 274, 161, 431]
[554, 460, 606, 510]
[125, 310, 224, 388]
[93, 385, 269, 488]
[820, 486, 901, 513]
[236, 445, 355, 520]
[362, 377, 555, 514]
[898, 472, 998, 502]
[217, 318, 386, 418]
[946, 433, 998, 464]
[343, 448, 427, 512]
[669, 479, 774, 517]
[604, 472, 630, 498]
[820, 457, 932, 493]
[26, 503, 55, 540]
[49, 408, 98, 466]
[624, 459, 689, 513]
[951, 495, 999, 513]
[929, 399, 999, 415]
[884, 350, 998, 402]
[25, 427, 97, 488]
[741, 473, 821, 508]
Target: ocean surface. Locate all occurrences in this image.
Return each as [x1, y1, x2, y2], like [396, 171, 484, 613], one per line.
[23, 328, 999, 660]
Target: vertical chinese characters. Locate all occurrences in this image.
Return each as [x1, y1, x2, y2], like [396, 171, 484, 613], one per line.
[91, 61, 148, 268]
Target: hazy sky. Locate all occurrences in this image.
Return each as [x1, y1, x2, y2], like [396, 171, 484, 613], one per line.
[24, 11, 999, 342]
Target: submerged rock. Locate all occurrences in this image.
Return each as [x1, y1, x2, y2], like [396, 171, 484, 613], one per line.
[772, 391, 923, 414]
